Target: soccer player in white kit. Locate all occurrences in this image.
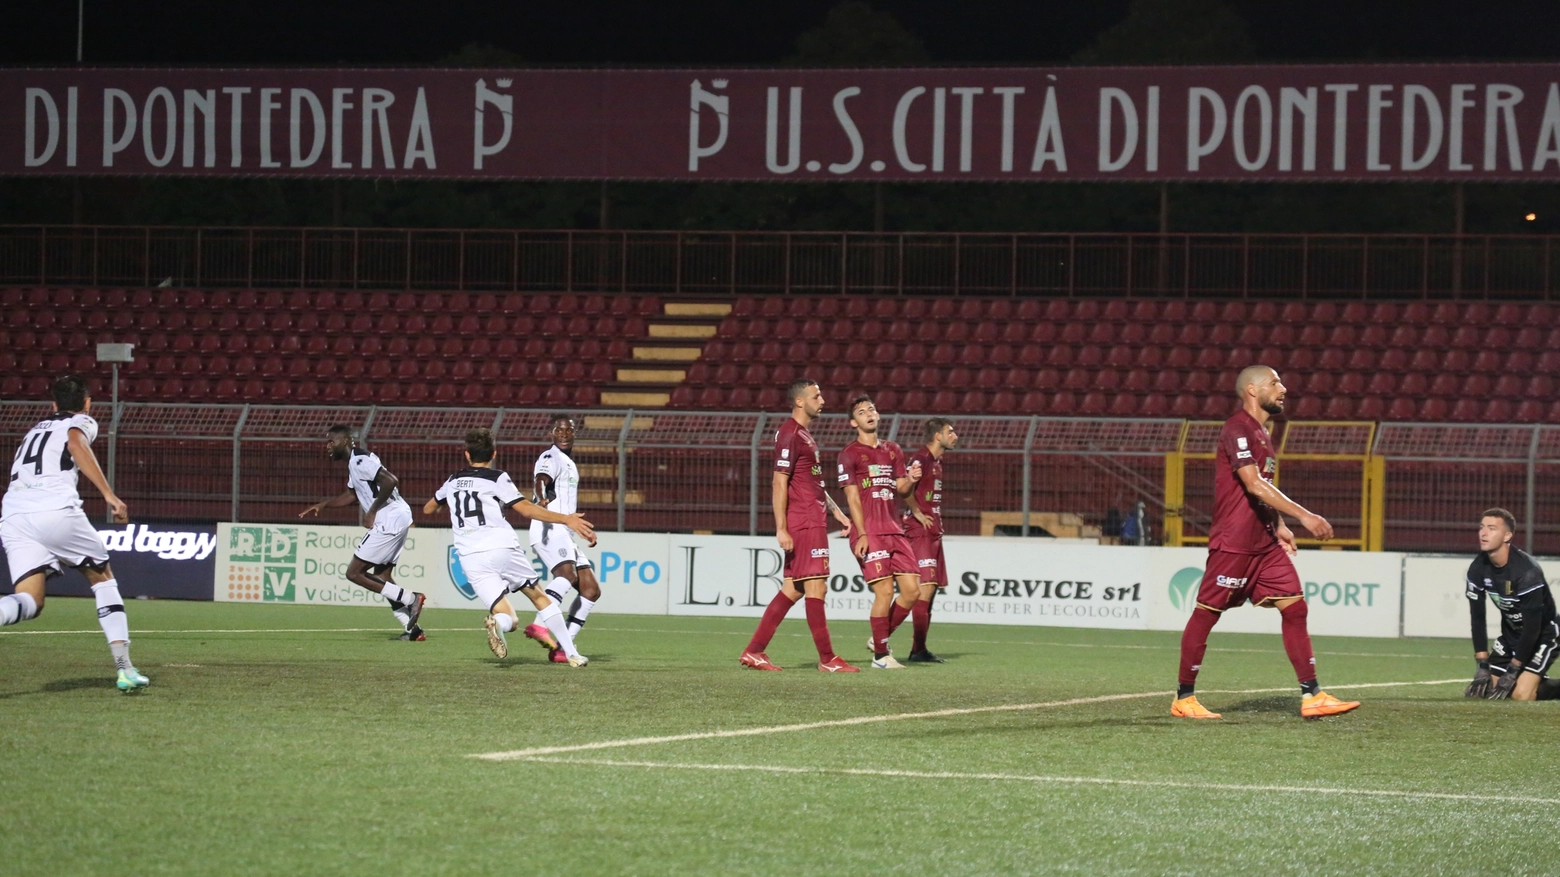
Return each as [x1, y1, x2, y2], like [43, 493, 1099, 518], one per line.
[526, 415, 603, 662]
[1, 376, 149, 692]
[300, 425, 427, 640]
[423, 428, 596, 665]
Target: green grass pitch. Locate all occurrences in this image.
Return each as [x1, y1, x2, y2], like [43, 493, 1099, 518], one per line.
[1, 598, 1553, 876]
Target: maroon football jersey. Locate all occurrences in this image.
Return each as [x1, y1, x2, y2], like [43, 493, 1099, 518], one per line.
[902, 445, 943, 538]
[773, 417, 827, 532]
[1208, 410, 1281, 554]
[838, 439, 909, 537]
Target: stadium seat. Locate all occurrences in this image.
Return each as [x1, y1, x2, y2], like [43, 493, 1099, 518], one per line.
[1017, 391, 1046, 414]
[1134, 346, 1163, 369]
[1417, 398, 1450, 420]
[1032, 368, 1061, 391]
[1385, 398, 1418, 420]
[1077, 393, 1108, 415]
[987, 390, 1017, 414]
[1504, 350, 1535, 372]
[1047, 392, 1077, 415]
[899, 389, 930, 412]
[1287, 396, 1324, 419]
[1062, 368, 1091, 391]
[1514, 400, 1548, 422]
[976, 367, 1004, 390]
[885, 366, 913, 389]
[1449, 399, 1482, 422]
[1525, 374, 1555, 397]
[1460, 374, 1492, 397]
[1323, 397, 1357, 419]
[930, 389, 959, 410]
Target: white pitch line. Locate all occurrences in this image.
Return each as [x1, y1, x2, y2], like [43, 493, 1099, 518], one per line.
[472, 678, 1467, 761]
[511, 755, 1560, 806]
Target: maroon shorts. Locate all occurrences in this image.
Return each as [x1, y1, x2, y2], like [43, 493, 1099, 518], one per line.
[783, 528, 830, 581]
[1196, 543, 1302, 612]
[908, 532, 946, 587]
[856, 533, 919, 583]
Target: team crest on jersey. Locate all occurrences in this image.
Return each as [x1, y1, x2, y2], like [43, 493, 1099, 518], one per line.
[446, 547, 478, 601]
[1237, 437, 1248, 450]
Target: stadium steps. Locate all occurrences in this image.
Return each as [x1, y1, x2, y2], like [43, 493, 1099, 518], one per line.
[600, 301, 732, 408]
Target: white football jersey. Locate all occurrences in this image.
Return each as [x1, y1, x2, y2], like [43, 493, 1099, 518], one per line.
[347, 449, 411, 518]
[3, 412, 99, 520]
[529, 445, 581, 542]
[435, 466, 524, 555]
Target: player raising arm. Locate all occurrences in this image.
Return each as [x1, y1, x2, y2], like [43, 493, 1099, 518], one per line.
[1463, 508, 1558, 701]
[300, 425, 427, 640]
[1172, 365, 1358, 720]
[839, 394, 923, 669]
[740, 378, 856, 673]
[1, 376, 148, 692]
[423, 428, 596, 666]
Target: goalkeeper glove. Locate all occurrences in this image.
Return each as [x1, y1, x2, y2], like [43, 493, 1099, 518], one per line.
[1489, 663, 1523, 699]
[1464, 659, 1493, 698]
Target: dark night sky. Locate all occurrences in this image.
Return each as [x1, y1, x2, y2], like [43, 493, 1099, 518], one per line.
[2, 1, 1558, 67]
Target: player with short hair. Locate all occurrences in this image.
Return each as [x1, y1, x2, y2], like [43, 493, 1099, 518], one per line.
[1172, 365, 1359, 719]
[423, 428, 596, 666]
[1462, 508, 1558, 701]
[901, 417, 957, 663]
[300, 425, 426, 640]
[525, 414, 602, 664]
[1, 375, 148, 692]
[838, 394, 923, 670]
[739, 378, 858, 673]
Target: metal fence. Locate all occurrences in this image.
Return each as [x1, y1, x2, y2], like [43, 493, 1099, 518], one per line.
[2, 402, 1556, 554]
[4, 226, 1560, 299]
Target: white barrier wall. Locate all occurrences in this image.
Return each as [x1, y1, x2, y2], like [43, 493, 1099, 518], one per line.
[215, 524, 1425, 639]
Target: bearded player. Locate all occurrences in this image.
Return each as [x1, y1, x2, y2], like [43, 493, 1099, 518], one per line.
[902, 417, 957, 663]
[838, 394, 923, 670]
[1172, 365, 1360, 719]
[1462, 508, 1558, 701]
[739, 378, 858, 673]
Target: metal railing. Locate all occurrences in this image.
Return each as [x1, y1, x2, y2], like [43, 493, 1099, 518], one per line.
[4, 226, 1559, 299]
[2, 402, 1556, 554]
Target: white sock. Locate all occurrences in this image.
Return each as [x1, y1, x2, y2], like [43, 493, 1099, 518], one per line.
[536, 603, 580, 658]
[493, 612, 516, 633]
[391, 606, 412, 630]
[380, 583, 407, 605]
[544, 576, 571, 604]
[0, 592, 39, 626]
[92, 580, 133, 670]
[567, 596, 596, 639]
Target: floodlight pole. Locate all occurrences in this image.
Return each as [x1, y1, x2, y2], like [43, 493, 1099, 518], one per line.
[97, 342, 134, 522]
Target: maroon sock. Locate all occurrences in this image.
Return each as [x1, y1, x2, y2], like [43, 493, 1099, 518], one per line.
[887, 601, 912, 634]
[1279, 599, 1318, 686]
[870, 615, 891, 655]
[804, 597, 835, 661]
[911, 599, 931, 652]
[745, 591, 797, 654]
[1177, 606, 1221, 688]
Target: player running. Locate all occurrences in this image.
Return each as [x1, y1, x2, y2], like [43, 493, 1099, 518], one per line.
[525, 415, 602, 664]
[1172, 365, 1359, 719]
[739, 378, 858, 673]
[1462, 508, 1558, 701]
[839, 394, 923, 670]
[300, 425, 427, 640]
[424, 429, 595, 665]
[0, 376, 148, 692]
[902, 417, 957, 663]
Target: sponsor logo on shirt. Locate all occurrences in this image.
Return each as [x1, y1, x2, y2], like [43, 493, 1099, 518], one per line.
[917, 557, 938, 568]
[865, 550, 891, 562]
[1214, 574, 1249, 589]
[1236, 450, 1252, 459]
[810, 547, 829, 558]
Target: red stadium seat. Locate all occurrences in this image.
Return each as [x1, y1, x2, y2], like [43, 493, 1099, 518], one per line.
[1029, 322, 1057, 344]
[957, 300, 984, 321]
[1003, 367, 1032, 390]
[1480, 399, 1514, 421]
[1346, 349, 1376, 371]
[1514, 400, 1548, 422]
[1460, 374, 1492, 397]
[669, 386, 695, 408]
[1017, 345, 1045, 367]
[858, 365, 886, 389]
[1134, 346, 1163, 369]
[1062, 368, 1091, 391]
[1385, 398, 1417, 420]
[930, 389, 959, 411]
[842, 342, 870, 365]
[1322, 397, 1356, 419]
[1078, 392, 1108, 415]
[1336, 373, 1366, 396]
[1046, 347, 1074, 368]
[696, 386, 725, 408]
[1366, 372, 1398, 396]
[1164, 347, 1193, 369]
[1018, 391, 1047, 414]
[511, 384, 542, 406]
[987, 391, 1017, 414]
[1525, 374, 1555, 397]
[975, 367, 1004, 390]
[1151, 370, 1181, 394]
[1108, 394, 1139, 416]
[1047, 392, 1077, 415]
[1417, 398, 1450, 420]
[898, 389, 930, 412]
[1448, 399, 1482, 422]
[1031, 368, 1061, 391]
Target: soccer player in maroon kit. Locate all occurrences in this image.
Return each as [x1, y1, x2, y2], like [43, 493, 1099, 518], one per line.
[740, 378, 858, 672]
[839, 395, 924, 670]
[902, 417, 957, 663]
[1172, 366, 1360, 719]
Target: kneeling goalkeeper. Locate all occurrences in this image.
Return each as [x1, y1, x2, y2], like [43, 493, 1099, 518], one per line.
[1463, 508, 1558, 701]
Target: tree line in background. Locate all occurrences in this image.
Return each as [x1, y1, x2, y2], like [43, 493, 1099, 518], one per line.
[2, 0, 1555, 234]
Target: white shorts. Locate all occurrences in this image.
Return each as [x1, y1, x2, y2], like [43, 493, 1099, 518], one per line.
[2, 507, 110, 585]
[354, 505, 413, 568]
[529, 522, 593, 574]
[458, 546, 540, 611]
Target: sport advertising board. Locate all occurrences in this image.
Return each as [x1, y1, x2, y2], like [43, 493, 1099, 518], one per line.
[196, 524, 1418, 638]
[11, 64, 1560, 182]
[1400, 553, 1558, 641]
[0, 522, 217, 599]
[212, 523, 669, 615]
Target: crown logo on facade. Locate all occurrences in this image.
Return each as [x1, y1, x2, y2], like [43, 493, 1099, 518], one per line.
[497, 78, 513, 88]
[712, 79, 728, 88]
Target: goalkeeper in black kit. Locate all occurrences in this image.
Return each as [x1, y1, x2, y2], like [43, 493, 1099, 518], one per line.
[1463, 508, 1559, 701]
